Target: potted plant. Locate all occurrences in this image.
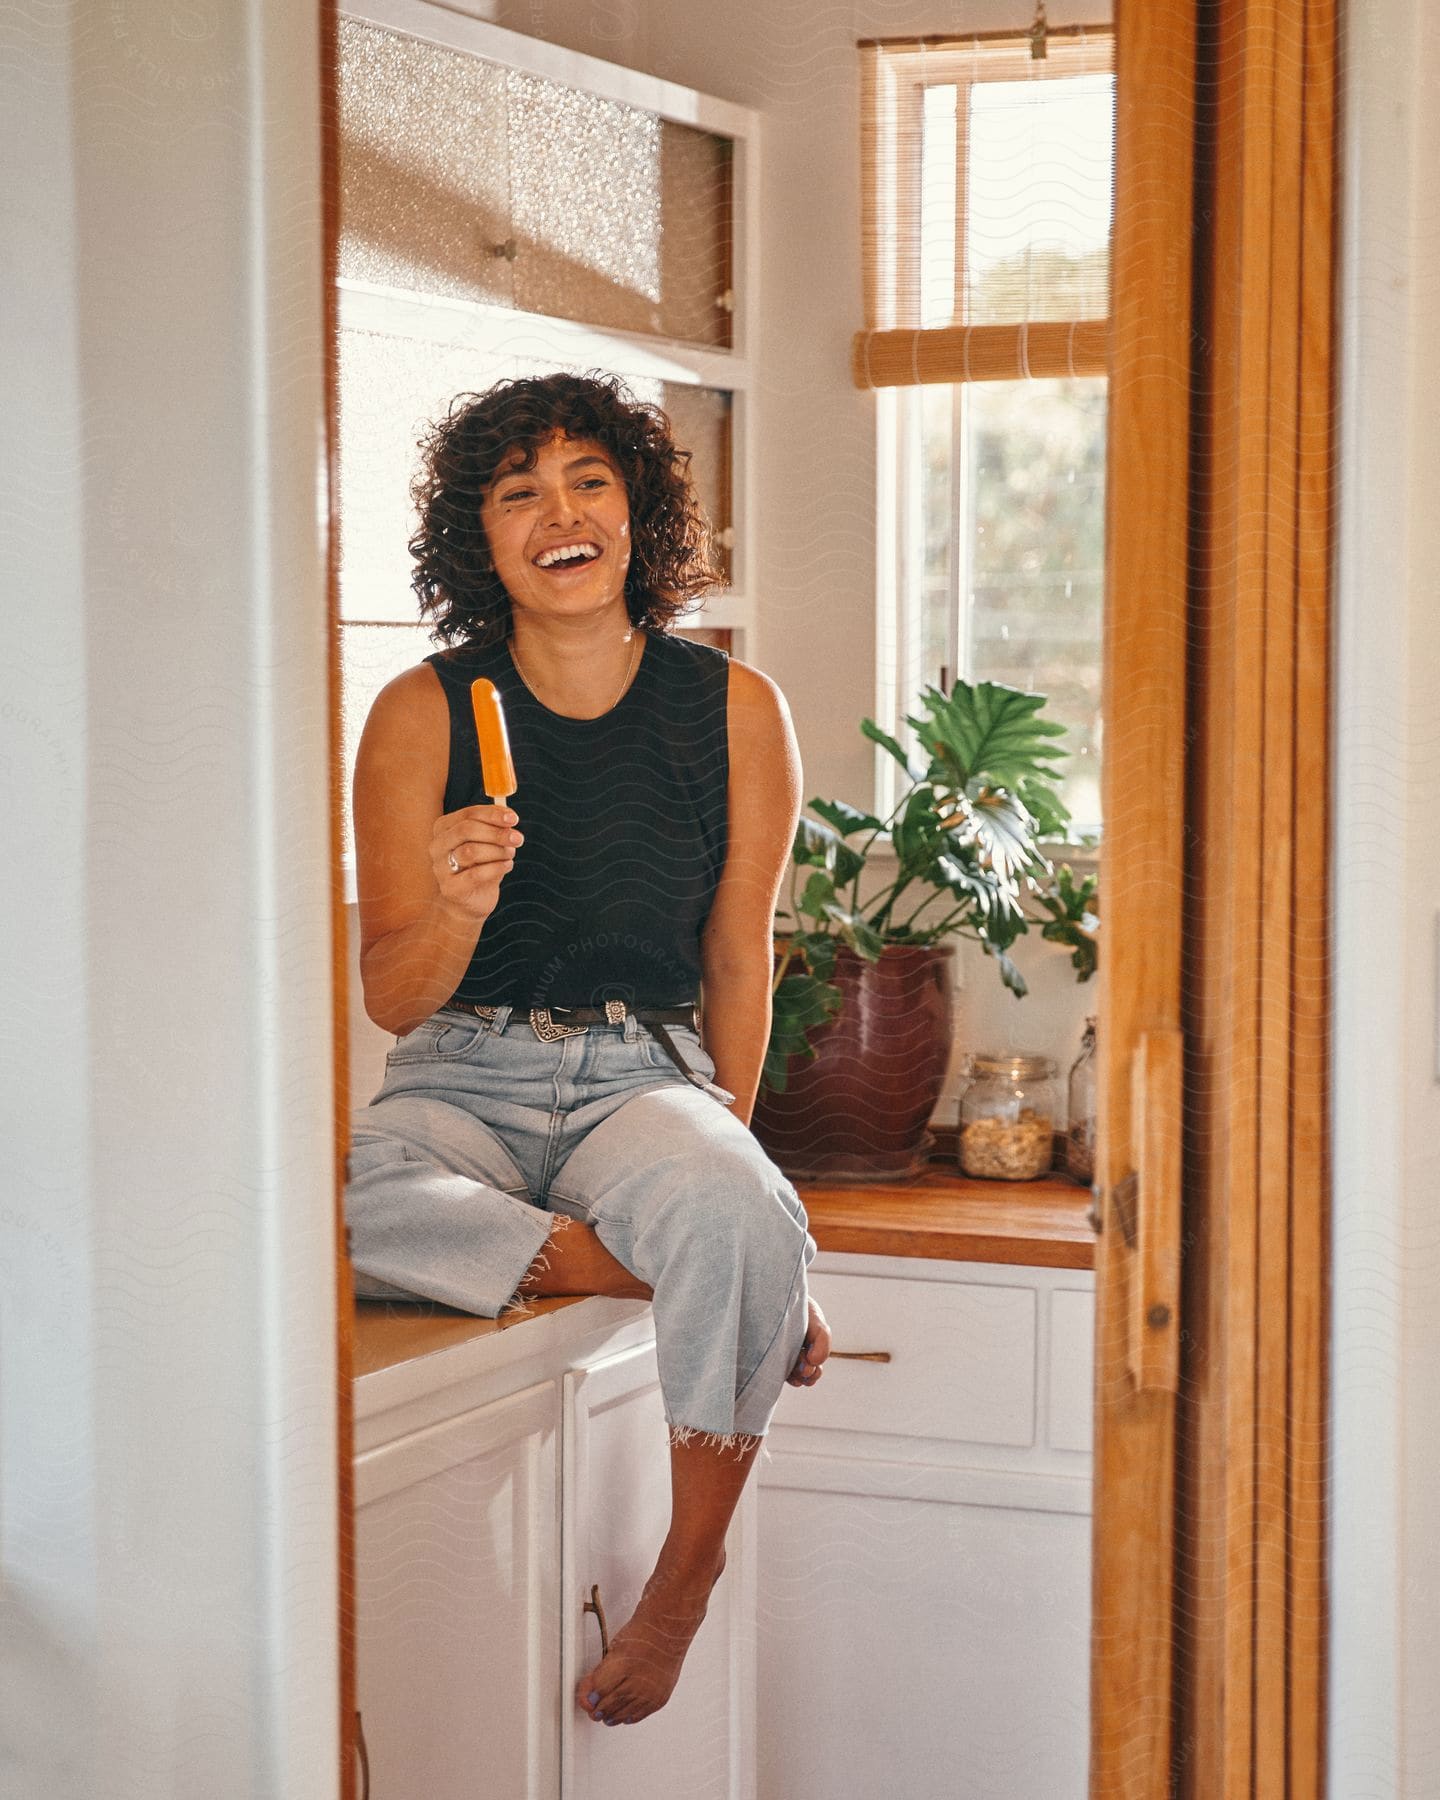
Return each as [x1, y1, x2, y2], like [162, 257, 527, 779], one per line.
[751, 679, 1099, 1180]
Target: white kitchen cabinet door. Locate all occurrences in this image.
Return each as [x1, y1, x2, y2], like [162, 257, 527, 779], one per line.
[757, 1485, 1090, 1800]
[354, 1381, 560, 1800]
[562, 1341, 756, 1800]
[755, 1259, 1093, 1800]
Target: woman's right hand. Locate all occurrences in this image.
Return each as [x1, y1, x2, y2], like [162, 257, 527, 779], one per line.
[432, 803, 524, 922]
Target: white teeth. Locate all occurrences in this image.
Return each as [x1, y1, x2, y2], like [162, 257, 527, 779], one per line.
[536, 542, 600, 568]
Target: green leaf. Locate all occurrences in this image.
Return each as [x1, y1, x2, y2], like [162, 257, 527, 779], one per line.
[969, 787, 1046, 883]
[814, 902, 875, 954]
[761, 969, 844, 1097]
[1040, 919, 1099, 981]
[1018, 777, 1073, 840]
[977, 903, 1027, 955]
[906, 679, 1070, 794]
[772, 969, 843, 1033]
[794, 815, 840, 868]
[850, 917, 886, 959]
[792, 930, 836, 982]
[833, 842, 865, 888]
[809, 797, 883, 836]
[796, 869, 837, 921]
[892, 784, 937, 871]
[994, 950, 1029, 997]
[761, 1038, 799, 1095]
[1035, 861, 1100, 980]
[933, 851, 1005, 916]
[860, 716, 920, 780]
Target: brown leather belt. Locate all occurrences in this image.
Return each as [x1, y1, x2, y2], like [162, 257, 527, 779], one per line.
[440, 997, 723, 1098]
[443, 997, 698, 1041]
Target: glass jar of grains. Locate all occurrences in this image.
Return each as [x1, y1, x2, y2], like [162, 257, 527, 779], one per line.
[1065, 1017, 1098, 1186]
[957, 1052, 1060, 1181]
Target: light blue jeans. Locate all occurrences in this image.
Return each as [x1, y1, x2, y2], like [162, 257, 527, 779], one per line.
[345, 1005, 817, 1442]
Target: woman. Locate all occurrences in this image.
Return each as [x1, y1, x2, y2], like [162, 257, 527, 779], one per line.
[345, 371, 832, 1730]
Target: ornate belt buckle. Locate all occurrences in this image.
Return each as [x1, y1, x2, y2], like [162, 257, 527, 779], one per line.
[604, 1000, 628, 1025]
[529, 1006, 588, 1041]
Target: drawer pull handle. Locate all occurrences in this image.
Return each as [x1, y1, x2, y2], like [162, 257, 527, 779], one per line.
[829, 1350, 892, 1362]
[355, 1710, 370, 1800]
[583, 1582, 611, 1657]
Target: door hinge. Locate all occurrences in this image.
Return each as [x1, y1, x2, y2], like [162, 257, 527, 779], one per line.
[1111, 1171, 1139, 1250]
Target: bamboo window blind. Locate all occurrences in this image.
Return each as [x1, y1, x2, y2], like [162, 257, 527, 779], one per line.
[854, 26, 1114, 389]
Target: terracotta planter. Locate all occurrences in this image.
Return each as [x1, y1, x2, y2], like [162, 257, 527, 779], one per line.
[752, 943, 956, 1181]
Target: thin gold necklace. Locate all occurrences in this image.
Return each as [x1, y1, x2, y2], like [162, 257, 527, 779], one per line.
[510, 626, 641, 716]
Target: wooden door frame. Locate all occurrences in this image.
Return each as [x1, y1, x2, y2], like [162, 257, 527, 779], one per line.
[1093, 2, 1334, 1795]
[1091, 5, 1196, 1793]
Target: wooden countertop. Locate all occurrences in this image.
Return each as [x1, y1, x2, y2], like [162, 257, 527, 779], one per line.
[352, 1292, 591, 1382]
[794, 1166, 1095, 1270]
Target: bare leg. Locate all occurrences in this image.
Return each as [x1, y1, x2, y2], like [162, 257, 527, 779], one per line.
[576, 1431, 762, 1727]
[504, 1213, 654, 1309]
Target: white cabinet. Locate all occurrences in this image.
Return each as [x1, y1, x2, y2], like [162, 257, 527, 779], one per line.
[755, 1254, 1095, 1800]
[353, 1304, 754, 1799]
[562, 1341, 755, 1800]
[354, 1381, 560, 1799]
[352, 1255, 1091, 1800]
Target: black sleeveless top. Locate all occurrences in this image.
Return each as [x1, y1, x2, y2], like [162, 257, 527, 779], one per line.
[425, 630, 730, 1009]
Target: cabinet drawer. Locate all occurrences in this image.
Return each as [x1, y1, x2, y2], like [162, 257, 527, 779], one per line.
[1047, 1287, 1095, 1454]
[775, 1270, 1036, 1448]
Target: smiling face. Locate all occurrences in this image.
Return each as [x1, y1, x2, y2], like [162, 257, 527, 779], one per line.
[479, 431, 633, 622]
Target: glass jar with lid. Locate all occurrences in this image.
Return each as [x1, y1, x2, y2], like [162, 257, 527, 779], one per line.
[1066, 1017, 1098, 1186]
[957, 1052, 1060, 1181]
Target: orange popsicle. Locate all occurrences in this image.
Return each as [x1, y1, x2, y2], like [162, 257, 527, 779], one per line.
[470, 677, 517, 801]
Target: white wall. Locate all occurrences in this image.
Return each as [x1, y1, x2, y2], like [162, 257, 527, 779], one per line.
[1331, 0, 1440, 1791]
[1, 8, 338, 1798]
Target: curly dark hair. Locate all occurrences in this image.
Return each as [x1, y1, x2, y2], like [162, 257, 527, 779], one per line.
[407, 370, 723, 648]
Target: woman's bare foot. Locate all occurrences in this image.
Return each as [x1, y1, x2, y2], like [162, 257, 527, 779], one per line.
[577, 1549, 726, 1727]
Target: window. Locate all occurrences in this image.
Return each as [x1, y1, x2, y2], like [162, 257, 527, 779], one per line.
[857, 25, 1115, 839]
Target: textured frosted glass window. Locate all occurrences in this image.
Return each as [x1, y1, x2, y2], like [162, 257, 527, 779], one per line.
[339, 621, 439, 864]
[339, 20, 733, 346]
[338, 18, 513, 308]
[506, 74, 732, 345]
[507, 71, 661, 334]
